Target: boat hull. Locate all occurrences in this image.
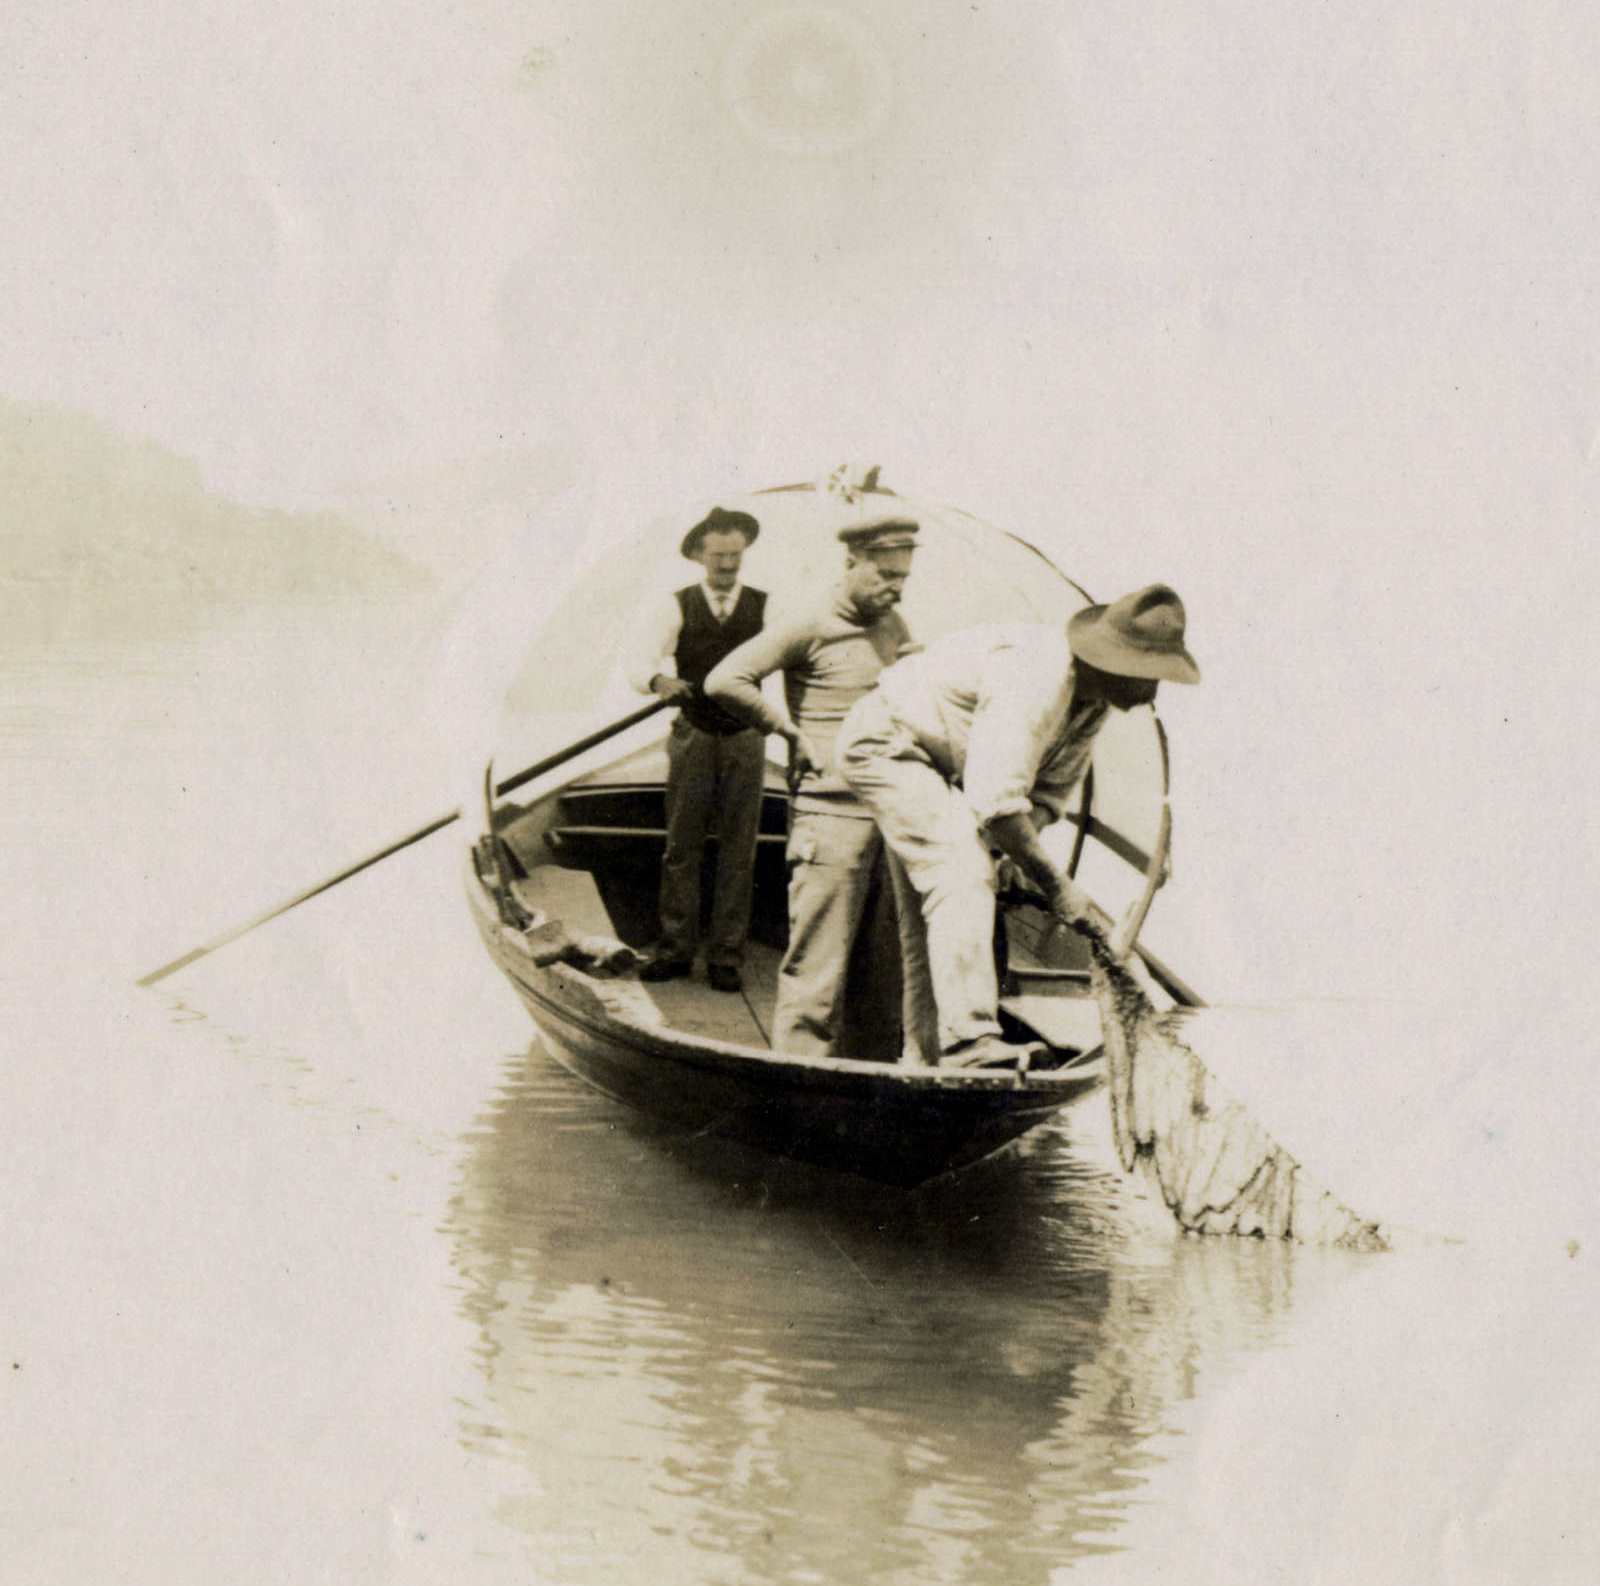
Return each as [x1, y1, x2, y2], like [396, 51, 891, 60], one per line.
[467, 865, 1102, 1186]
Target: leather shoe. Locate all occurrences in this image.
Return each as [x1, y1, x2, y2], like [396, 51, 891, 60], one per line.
[706, 963, 742, 994]
[639, 955, 691, 983]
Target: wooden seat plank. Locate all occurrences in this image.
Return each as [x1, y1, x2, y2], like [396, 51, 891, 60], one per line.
[999, 993, 1102, 1053]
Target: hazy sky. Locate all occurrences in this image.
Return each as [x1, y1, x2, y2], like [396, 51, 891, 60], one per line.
[7, 0, 1600, 1009]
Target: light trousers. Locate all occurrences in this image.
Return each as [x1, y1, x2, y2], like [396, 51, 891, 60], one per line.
[837, 693, 1000, 1057]
[775, 810, 911, 1059]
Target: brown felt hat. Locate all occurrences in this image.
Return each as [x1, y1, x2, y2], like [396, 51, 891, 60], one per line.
[681, 506, 760, 560]
[1067, 583, 1200, 684]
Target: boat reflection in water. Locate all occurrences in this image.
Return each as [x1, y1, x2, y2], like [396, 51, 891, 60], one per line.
[445, 1043, 1355, 1584]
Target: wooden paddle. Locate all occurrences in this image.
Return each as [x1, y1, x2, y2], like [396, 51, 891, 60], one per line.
[135, 697, 670, 988]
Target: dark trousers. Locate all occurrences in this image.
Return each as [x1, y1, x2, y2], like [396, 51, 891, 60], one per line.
[657, 717, 766, 968]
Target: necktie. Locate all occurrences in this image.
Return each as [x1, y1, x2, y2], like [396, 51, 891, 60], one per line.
[713, 594, 729, 622]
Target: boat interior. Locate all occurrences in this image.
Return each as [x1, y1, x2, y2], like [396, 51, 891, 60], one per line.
[483, 739, 1105, 1065]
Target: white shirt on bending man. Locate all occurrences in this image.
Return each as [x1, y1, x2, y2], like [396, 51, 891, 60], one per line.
[837, 586, 1200, 1069]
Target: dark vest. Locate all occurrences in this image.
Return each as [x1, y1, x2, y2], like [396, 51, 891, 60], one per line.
[674, 583, 767, 735]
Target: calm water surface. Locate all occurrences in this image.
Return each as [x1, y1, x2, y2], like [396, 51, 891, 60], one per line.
[3, 599, 1594, 1585]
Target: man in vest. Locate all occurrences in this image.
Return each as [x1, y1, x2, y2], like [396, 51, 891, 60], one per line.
[704, 512, 920, 1057]
[628, 507, 768, 993]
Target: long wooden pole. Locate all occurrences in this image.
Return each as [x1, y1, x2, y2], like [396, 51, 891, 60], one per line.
[135, 698, 670, 988]
[1109, 804, 1172, 965]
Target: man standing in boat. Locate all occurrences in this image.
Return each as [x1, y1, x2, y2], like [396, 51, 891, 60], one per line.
[836, 585, 1201, 1068]
[628, 507, 768, 993]
[704, 510, 920, 1057]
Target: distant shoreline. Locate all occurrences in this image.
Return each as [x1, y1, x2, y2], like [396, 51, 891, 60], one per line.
[2, 398, 437, 645]
[0, 577, 437, 650]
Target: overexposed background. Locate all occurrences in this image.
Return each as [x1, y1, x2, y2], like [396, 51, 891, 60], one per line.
[5, 3, 1598, 1581]
[9, 0, 1595, 1007]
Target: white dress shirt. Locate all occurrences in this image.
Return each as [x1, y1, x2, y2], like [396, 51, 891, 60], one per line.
[871, 622, 1109, 829]
[625, 580, 744, 693]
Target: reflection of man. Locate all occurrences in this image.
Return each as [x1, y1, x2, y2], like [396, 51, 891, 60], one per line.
[705, 514, 918, 1055]
[837, 585, 1201, 1068]
[627, 508, 767, 993]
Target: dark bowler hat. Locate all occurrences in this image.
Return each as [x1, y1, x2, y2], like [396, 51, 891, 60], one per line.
[837, 509, 920, 552]
[681, 506, 760, 559]
[1067, 583, 1201, 684]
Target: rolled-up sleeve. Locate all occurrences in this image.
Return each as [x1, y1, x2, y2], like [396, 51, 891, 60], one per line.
[624, 594, 683, 695]
[962, 638, 1076, 829]
[704, 617, 812, 737]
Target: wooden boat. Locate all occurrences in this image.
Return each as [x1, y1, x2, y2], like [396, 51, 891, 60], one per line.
[129, 469, 1393, 1229]
[466, 476, 1194, 1187]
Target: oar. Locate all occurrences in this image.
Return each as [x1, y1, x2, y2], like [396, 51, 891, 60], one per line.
[135, 697, 670, 988]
